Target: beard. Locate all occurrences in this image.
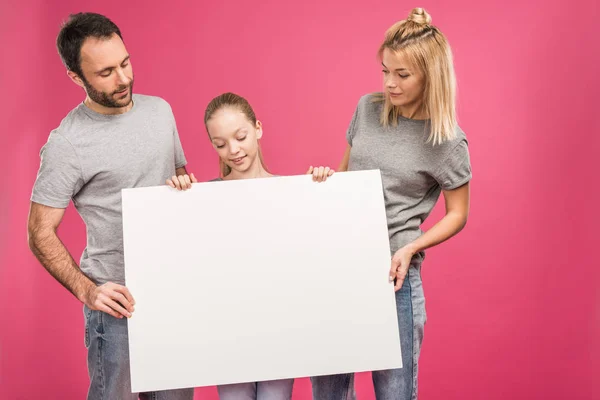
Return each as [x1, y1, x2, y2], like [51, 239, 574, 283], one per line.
[82, 75, 134, 109]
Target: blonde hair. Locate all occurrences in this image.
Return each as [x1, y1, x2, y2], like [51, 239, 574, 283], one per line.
[204, 92, 269, 178]
[376, 7, 457, 145]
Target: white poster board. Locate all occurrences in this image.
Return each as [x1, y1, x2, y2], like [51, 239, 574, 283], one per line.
[122, 170, 401, 393]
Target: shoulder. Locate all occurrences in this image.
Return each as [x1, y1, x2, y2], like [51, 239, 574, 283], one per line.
[39, 129, 79, 163]
[133, 94, 173, 114]
[453, 125, 468, 143]
[444, 125, 469, 152]
[435, 125, 470, 162]
[51, 105, 90, 144]
[353, 93, 383, 119]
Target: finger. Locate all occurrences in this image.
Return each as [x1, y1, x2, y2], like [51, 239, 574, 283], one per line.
[190, 173, 198, 183]
[166, 179, 175, 188]
[323, 167, 331, 181]
[98, 304, 123, 319]
[327, 169, 335, 176]
[110, 291, 134, 313]
[171, 175, 182, 190]
[394, 269, 407, 291]
[389, 258, 400, 282]
[306, 166, 314, 175]
[105, 298, 132, 318]
[177, 175, 187, 191]
[318, 166, 325, 182]
[314, 166, 321, 182]
[394, 274, 405, 291]
[184, 174, 192, 189]
[113, 284, 136, 306]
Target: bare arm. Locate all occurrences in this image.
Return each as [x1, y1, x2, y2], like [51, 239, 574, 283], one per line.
[28, 203, 94, 300]
[175, 166, 187, 176]
[27, 202, 135, 318]
[390, 182, 470, 290]
[338, 145, 351, 172]
[405, 183, 469, 253]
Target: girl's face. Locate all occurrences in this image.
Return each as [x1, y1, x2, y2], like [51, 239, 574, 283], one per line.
[207, 107, 263, 174]
[381, 48, 425, 110]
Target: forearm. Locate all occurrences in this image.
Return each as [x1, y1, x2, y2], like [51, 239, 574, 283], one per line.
[28, 230, 95, 303]
[405, 211, 468, 255]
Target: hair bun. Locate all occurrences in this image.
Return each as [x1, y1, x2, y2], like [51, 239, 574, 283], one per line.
[407, 7, 432, 25]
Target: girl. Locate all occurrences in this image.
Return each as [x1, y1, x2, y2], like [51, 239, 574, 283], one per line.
[310, 7, 472, 400]
[167, 92, 332, 400]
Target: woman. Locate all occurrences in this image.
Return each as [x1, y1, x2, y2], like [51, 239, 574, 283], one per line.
[310, 7, 472, 400]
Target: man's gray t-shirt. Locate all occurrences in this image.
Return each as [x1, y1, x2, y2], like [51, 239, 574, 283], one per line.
[31, 94, 187, 285]
[347, 94, 472, 263]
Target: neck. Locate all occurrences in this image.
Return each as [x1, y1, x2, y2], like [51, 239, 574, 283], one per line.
[397, 101, 427, 120]
[226, 158, 271, 180]
[83, 96, 133, 115]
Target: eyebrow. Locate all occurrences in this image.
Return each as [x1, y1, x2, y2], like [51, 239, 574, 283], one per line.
[210, 127, 246, 140]
[381, 62, 408, 72]
[95, 55, 130, 75]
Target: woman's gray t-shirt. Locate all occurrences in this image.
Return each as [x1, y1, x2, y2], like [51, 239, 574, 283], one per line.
[347, 94, 472, 262]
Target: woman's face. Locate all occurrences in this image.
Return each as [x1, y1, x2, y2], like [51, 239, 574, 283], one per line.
[381, 48, 425, 110]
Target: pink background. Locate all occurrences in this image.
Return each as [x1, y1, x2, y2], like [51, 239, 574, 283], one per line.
[1, 0, 598, 399]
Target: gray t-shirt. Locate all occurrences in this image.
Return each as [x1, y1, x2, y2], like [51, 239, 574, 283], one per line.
[31, 94, 187, 285]
[347, 94, 472, 263]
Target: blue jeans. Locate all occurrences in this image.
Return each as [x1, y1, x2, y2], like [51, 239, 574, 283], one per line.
[218, 379, 294, 400]
[83, 305, 195, 400]
[311, 264, 426, 400]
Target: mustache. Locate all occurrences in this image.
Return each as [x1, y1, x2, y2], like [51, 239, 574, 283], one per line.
[112, 83, 132, 95]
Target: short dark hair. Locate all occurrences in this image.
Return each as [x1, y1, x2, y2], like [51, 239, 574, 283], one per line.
[56, 12, 123, 78]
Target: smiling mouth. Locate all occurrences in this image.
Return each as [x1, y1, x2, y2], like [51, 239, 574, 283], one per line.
[230, 156, 246, 163]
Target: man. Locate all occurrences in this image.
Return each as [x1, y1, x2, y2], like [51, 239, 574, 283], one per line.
[27, 12, 194, 400]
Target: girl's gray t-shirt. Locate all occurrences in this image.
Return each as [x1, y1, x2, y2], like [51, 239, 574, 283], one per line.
[347, 94, 472, 262]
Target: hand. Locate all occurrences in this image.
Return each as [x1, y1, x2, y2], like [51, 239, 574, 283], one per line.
[307, 166, 335, 182]
[84, 282, 136, 319]
[389, 245, 416, 291]
[166, 173, 198, 191]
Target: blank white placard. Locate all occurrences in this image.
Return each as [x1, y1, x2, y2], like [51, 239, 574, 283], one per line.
[122, 170, 401, 393]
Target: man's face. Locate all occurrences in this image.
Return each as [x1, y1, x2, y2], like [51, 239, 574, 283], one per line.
[76, 33, 134, 109]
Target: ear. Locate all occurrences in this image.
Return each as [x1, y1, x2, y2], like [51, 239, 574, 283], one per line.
[67, 70, 86, 89]
[255, 120, 263, 140]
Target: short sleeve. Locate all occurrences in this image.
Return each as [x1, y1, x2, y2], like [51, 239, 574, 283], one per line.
[346, 100, 361, 146]
[31, 133, 85, 208]
[432, 139, 472, 190]
[170, 107, 187, 169]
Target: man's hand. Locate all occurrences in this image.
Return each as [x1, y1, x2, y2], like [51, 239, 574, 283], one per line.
[84, 282, 135, 319]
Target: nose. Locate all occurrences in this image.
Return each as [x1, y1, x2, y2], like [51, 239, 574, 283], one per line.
[116, 67, 130, 85]
[229, 142, 241, 155]
[385, 75, 397, 89]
